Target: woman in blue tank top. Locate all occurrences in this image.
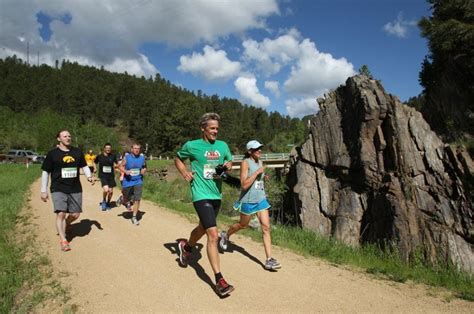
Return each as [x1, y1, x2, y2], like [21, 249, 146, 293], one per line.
[219, 140, 281, 271]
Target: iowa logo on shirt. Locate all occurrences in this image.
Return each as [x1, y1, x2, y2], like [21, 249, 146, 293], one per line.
[205, 150, 221, 160]
[63, 156, 75, 163]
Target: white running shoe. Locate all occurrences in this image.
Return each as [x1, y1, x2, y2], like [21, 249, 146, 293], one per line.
[219, 231, 228, 251]
[265, 257, 281, 270]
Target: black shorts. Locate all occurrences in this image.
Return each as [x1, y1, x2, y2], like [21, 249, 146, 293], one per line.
[100, 176, 116, 188]
[193, 199, 221, 229]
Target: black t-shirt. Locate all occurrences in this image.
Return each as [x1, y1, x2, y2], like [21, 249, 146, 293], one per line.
[94, 153, 119, 178]
[41, 147, 87, 193]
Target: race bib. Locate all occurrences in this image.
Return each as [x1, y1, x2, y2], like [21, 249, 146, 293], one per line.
[61, 167, 77, 178]
[103, 166, 112, 173]
[255, 180, 264, 190]
[130, 168, 140, 176]
[203, 164, 216, 180]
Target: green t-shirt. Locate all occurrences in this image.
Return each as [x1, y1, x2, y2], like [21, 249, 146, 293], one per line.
[177, 139, 232, 202]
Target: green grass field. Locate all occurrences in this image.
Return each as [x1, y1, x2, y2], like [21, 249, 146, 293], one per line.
[0, 164, 42, 312]
[0, 164, 72, 312]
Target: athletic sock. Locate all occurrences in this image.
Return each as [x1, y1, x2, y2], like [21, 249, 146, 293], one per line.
[215, 272, 223, 283]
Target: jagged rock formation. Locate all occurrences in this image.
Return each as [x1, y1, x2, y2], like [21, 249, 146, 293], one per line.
[287, 75, 473, 273]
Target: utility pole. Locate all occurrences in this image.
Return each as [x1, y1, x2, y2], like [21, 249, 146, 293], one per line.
[26, 41, 29, 65]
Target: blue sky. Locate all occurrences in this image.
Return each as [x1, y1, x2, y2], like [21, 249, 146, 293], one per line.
[0, 0, 430, 117]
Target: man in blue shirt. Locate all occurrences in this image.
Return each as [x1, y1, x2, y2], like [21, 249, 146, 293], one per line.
[119, 143, 147, 225]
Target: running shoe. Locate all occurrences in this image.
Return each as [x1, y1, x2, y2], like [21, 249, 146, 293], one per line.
[249, 216, 260, 229]
[106, 202, 112, 210]
[178, 240, 191, 267]
[60, 240, 71, 252]
[219, 231, 228, 251]
[215, 278, 234, 297]
[100, 201, 107, 211]
[131, 216, 140, 225]
[264, 257, 281, 270]
[116, 195, 122, 207]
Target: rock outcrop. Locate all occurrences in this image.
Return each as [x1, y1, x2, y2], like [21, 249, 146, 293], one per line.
[287, 75, 473, 273]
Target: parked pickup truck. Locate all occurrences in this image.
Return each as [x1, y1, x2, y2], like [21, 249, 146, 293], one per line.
[0, 149, 45, 163]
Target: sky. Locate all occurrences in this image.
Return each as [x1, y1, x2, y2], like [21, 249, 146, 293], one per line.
[0, 0, 431, 117]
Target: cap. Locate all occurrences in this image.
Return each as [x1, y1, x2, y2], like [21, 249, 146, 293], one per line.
[246, 140, 264, 151]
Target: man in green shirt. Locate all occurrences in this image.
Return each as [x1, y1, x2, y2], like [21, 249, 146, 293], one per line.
[175, 112, 234, 297]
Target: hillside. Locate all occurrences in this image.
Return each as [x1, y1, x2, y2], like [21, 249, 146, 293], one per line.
[0, 57, 306, 155]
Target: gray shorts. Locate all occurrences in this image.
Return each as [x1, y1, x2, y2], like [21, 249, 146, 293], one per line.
[51, 192, 83, 213]
[122, 184, 143, 202]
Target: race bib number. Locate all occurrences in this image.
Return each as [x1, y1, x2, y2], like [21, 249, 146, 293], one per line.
[102, 166, 112, 173]
[130, 168, 140, 176]
[203, 164, 216, 180]
[61, 167, 77, 178]
[255, 180, 264, 190]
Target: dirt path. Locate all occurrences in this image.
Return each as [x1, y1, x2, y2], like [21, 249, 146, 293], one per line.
[28, 177, 471, 312]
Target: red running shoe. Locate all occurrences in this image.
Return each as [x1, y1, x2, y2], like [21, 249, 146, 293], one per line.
[215, 278, 234, 297]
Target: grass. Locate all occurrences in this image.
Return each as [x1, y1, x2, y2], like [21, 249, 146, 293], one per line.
[0, 163, 40, 312]
[143, 166, 474, 301]
[146, 159, 175, 169]
[267, 227, 473, 300]
[0, 164, 70, 313]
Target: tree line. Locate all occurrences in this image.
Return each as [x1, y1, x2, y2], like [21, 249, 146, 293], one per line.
[0, 57, 307, 155]
[409, 0, 473, 146]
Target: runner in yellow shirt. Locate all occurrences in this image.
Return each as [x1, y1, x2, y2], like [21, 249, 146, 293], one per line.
[85, 150, 97, 179]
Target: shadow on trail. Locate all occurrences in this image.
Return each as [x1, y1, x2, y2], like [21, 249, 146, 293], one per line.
[224, 241, 265, 269]
[163, 240, 215, 291]
[96, 201, 119, 209]
[117, 211, 146, 223]
[66, 219, 103, 242]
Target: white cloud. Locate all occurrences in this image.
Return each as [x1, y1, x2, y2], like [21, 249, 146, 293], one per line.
[242, 28, 301, 76]
[283, 39, 355, 97]
[178, 45, 241, 81]
[0, 0, 279, 77]
[383, 12, 417, 38]
[241, 29, 354, 103]
[107, 54, 158, 77]
[264, 80, 280, 97]
[285, 97, 318, 117]
[234, 75, 271, 108]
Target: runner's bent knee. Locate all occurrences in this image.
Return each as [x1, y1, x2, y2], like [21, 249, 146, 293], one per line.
[206, 227, 219, 241]
[69, 213, 80, 219]
[261, 222, 271, 233]
[238, 222, 249, 230]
